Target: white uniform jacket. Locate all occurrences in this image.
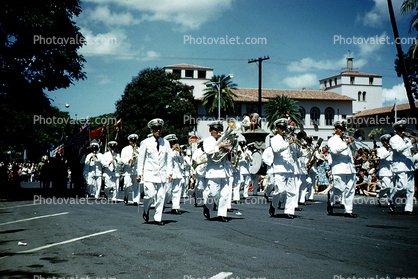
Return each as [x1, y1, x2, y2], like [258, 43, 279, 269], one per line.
[203, 136, 233, 179]
[270, 134, 294, 174]
[121, 145, 140, 176]
[238, 147, 251, 175]
[376, 146, 393, 177]
[328, 134, 355, 175]
[183, 155, 192, 176]
[389, 134, 414, 173]
[85, 152, 103, 177]
[137, 136, 173, 183]
[101, 151, 121, 177]
[297, 147, 309, 175]
[192, 148, 207, 177]
[262, 146, 274, 175]
[171, 149, 184, 180]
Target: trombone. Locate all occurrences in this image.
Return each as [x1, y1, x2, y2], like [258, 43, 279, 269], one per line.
[344, 130, 370, 149]
[286, 130, 310, 149]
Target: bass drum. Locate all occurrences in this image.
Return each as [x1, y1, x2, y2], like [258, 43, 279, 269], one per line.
[249, 151, 267, 175]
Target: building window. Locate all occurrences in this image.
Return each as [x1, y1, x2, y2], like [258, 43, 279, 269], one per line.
[329, 79, 333, 87]
[246, 104, 259, 114]
[342, 115, 347, 120]
[358, 91, 361, 101]
[310, 107, 320, 125]
[334, 78, 337, 86]
[299, 107, 306, 125]
[185, 70, 194, 78]
[173, 69, 181, 77]
[369, 77, 373, 85]
[324, 80, 327, 88]
[350, 76, 355, 84]
[325, 107, 334, 126]
[362, 91, 366, 101]
[198, 70, 206, 79]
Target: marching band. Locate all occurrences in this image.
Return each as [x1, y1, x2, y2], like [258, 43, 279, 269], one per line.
[79, 117, 417, 225]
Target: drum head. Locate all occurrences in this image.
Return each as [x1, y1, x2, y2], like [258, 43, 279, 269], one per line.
[249, 151, 262, 174]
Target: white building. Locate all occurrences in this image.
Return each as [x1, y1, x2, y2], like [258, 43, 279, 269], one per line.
[319, 57, 382, 114]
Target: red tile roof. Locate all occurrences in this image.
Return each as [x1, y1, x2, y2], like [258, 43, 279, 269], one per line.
[198, 88, 354, 102]
[349, 102, 418, 118]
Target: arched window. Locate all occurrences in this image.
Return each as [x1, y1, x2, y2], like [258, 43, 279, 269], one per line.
[358, 91, 361, 101]
[299, 107, 306, 125]
[325, 107, 335, 126]
[362, 91, 366, 101]
[310, 107, 320, 125]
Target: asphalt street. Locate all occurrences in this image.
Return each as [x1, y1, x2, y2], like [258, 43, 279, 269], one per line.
[0, 182, 417, 279]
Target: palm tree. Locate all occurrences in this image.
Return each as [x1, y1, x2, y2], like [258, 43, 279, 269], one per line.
[401, 0, 418, 56]
[202, 75, 237, 117]
[264, 95, 302, 130]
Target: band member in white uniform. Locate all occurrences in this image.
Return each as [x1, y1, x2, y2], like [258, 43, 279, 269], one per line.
[297, 139, 309, 206]
[121, 134, 140, 205]
[182, 151, 192, 198]
[269, 118, 296, 219]
[164, 134, 183, 215]
[388, 120, 417, 214]
[101, 141, 120, 202]
[192, 140, 207, 207]
[203, 121, 233, 222]
[136, 118, 173, 225]
[239, 142, 252, 199]
[327, 121, 357, 218]
[376, 134, 394, 207]
[305, 137, 318, 202]
[85, 142, 102, 199]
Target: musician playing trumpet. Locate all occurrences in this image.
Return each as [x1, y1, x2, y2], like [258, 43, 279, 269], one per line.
[388, 120, 417, 214]
[327, 120, 357, 218]
[269, 118, 297, 219]
[121, 134, 140, 205]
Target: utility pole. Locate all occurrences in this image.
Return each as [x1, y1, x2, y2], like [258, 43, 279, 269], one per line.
[248, 56, 269, 117]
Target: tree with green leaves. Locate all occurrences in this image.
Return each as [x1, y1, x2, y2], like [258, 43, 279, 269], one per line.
[0, 0, 86, 162]
[202, 75, 238, 117]
[115, 67, 196, 144]
[368, 128, 386, 140]
[264, 95, 302, 130]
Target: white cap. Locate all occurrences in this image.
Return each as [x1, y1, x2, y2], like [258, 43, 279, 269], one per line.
[164, 134, 178, 141]
[147, 118, 164, 128]
[273, 118, 288, 127]
[127, 134, 139, 141]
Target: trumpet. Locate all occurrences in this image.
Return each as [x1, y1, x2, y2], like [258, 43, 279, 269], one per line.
[286, 130, 309, 149]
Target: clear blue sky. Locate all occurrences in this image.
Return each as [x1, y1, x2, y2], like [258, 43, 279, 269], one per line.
[51, 0, 415, 119]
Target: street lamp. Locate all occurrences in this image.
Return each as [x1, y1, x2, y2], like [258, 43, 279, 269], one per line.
[206, 74, 233, 120]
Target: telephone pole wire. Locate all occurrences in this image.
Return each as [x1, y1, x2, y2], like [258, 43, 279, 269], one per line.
[248, 56, 269, 117]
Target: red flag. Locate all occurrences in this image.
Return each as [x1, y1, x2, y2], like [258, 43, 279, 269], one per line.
[53, 144, 64, 157]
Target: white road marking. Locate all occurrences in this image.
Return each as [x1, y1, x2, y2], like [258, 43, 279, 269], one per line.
[0, 203, 41, 210]
[0, 212, 69, 226]
[16, 229, 117, 254]
[209, 272, 233, 279]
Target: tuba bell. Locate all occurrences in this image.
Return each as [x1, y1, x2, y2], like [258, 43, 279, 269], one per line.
[210, 118, 241, 164]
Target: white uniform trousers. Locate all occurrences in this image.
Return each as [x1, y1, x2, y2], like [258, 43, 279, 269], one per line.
[143, 182, 166, 222]
[306, 172, 316, 200]
[232, 172, 241, 201]
[205, 178, 230, 217]
[87, 175, 102, 198]
[389, 171, 415, 212]
[298, 175, 308, 204]
[182, 175, 190, 197]
[264, 172, 274, 197]
[272, 173, 296, 215]
[124, 174, 139, 203]
[104, 175, 119, 201]
[377, 176, 394, 202]
[241, 174, 252, 198]
[167, 178, 182, 210]
[294, 175, 302, 209]
[194, 176, 206, 200]
[330, 174, 356, 214]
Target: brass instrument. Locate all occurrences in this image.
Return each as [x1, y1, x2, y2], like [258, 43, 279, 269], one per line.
[231, 149, 241, 168]
[192, 153, 207, 169]
[211, 118, 241, 163]
[344, 130, 370, 149]
[286, 130, 309, 149]
[130, 144, 138, 168]
[306, 138, 323, 173]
